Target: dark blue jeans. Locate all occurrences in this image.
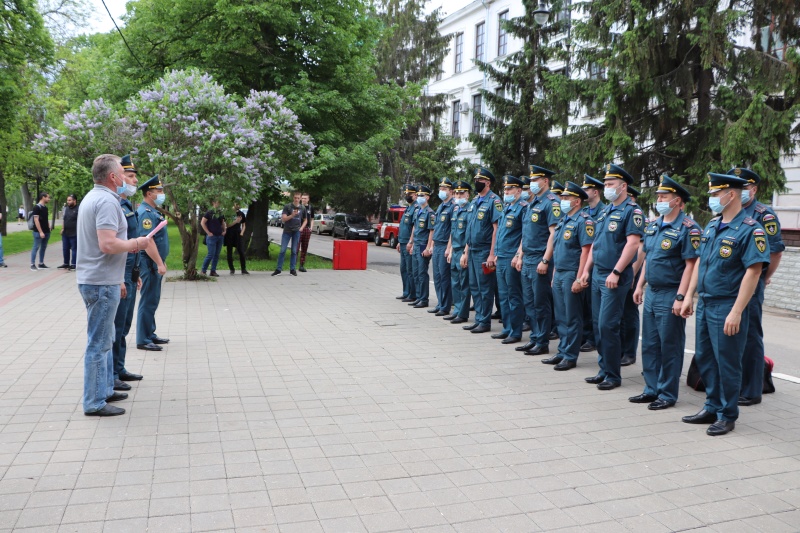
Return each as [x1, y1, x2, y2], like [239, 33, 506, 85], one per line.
[62, 234, 77, 266]
[202, 235, 224, 272]
[277, 230, 300, 271]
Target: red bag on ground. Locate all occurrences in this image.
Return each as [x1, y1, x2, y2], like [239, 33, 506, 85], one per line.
[763, 356, 776, 394]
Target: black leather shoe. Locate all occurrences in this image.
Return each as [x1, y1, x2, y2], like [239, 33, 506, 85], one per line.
[554, 360, 577, 371]
[597, 380, 620, 391]
[451, 317, 467, 324]
[443, 315, 456, 321]
[402, 297, 416, 302]
[548, 331, 559, 340]
[106, 392, 128, 402]
[137, 343, 162, 351]
[491, 332, 509, 340]
[408, 300, 421, 306]
[524, 345, 549, 356]
[209, 271, 219, 277]
[628, 393, 657, 404]
[299, 265, 307, 272]
[85, 405, 125, 417]
[413, 302, 428, 308]
[738, 396, 762, 406]
[471, 325, 491, 334]
[620, 356, 636, 366]
[427, 308, 440, 314]
[648, 399, 675, 410]
[491, 311, 502, 320]
[522, 324, 531, 332]
[435, 310, 449, 317]
[515, 341, 536, 352]
[152, 336, 169, 344]
[585, 374, 604, 384]
[119, 371, 143, 381]
[541, 355, 563, 365]
[706, 420, 735, 436]
[501, 337, 521, 345]
[114, 379, 131, 391]
[682, 409, 717, 424]
[579, 342, 596, 352]
[463, 323, 479, 331]
[396, 295, 408, 300]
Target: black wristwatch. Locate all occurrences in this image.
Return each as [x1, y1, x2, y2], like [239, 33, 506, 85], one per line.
[612, 268, 621, 276]
[676, 294, 685, 302]
[540, 258, 549, 265]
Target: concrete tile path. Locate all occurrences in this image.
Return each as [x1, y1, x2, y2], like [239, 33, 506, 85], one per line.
[0, 265, 799, 532]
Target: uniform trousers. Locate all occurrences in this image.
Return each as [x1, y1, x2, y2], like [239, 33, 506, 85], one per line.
[399, 243, 416, 299]
[740, 279, 766, 399]
[467, 248, 494, 327]
[695, 296, 750, 422]
[522, 259, 554, 347]
[496, 256, 523, 338]
[552, 270, 582, 362]
[432, 243, 452, 312]
[112, 275, 137, 379]
[591, 268, 632, 385]
[450, 248, 470, 319]
[581, 278, 596, 346]
[620, 270, 641, 360]
[412, 244, 431, 304]
[136, 259, 163, 345]
[640, 287, 685, 403]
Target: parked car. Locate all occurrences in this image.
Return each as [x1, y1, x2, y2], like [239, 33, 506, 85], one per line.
[312, 213, 334, 235]
[374, 205, 405, 248]
[268, 210, 283, 227]
[332, 213, 375, 241]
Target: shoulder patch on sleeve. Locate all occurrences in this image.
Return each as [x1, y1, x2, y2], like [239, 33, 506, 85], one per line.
[633, 208, 643, 215]
[753, 228, 765, 236]
[494, 200, 503, 211]
[743, 217, 756, 226]
[762, 213, 776, 222]
[690, 227, 701, 235]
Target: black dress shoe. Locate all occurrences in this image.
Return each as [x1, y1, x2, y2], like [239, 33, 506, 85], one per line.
[597, 380, 620, 391]
[119, 371, 143, 381]
[628, 393, 657, 404]
[648, 399, 675, 410]
[402, 297, 416, 303]
[706, 420, 735, 436]
[451, 317, 467, 324]
[501, 337, 521, 345]
[515, 341, 536, 352]
[85, 405, 125, 417]
[443, 315, 456, 321]
[408, 300, 421, 306]
[435, 310, 449, 317]
[106, 392, 128, 402]
[579, 342, 596, 352]
[554, 360, 577, 371]
[548, 331, 559, 340]
[471, 325, 491, 334]
[413, 302, 428, 308]
[620, 356, 636, 366]
[491, 332, 509, 340]
[114, 379, 131, 391]
[463, 323, 479, 330]
[469, 306, 475, 311]
[427, 308, 440, 313]
[541, 355, 563, 365]
[682, 409, 718, 424]
[491, 311, 502, 320]
[585, 374, 604, 384]
[396, 295, 408, 300]
[137, 343, 162, 351]
[152, 336, 170, 344]
[524, 345, 549, 356]
[738, 396, 762, 406]
[522, 324, 531, 332]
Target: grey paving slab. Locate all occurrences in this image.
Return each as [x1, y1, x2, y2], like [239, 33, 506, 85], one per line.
[1, 268, 800, 531]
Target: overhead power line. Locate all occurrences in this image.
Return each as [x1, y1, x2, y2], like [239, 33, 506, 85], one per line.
[100, 0, 145, 69]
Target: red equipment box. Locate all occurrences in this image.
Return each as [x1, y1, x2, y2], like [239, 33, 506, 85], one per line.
[333, 239, 367, 270]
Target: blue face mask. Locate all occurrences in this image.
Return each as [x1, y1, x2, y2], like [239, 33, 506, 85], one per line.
[155, 193, 166, 206]
[455, 197, 468, 207]
[117, 185, 127, 196]
[741, 189, 751, 204]
[503, 194, 515, 203]
[520, 191, 530, 201]
[416, 196, 426, 205]
[604, 185, 620, 202]
[529, 182, 541, 195]
[438, 191, 448, 201]
[655, 201, 673, 216]
[560, 200, 573, 213]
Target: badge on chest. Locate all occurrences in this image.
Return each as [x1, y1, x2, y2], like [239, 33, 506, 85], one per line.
[608, 221, 618, 232]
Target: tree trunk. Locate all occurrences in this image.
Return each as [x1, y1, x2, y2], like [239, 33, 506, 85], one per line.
[21, 183, 32, 213]
[0, 169, 6, 237]
[247, 196, 272, 260]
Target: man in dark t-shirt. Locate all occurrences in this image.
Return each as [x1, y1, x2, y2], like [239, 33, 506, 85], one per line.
[298, 193, 315, 272]
[59, 194, 79, 269]
[273, 191, 306, 276]
[31, 192, 51, 270]
[201, 201, 226, 276]
[225, 203, 248, 275]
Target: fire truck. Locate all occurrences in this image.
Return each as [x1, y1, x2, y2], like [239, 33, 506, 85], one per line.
[373, 205, 406, 248]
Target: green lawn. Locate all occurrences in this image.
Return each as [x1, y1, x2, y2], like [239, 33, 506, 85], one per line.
[0, 225, 62, 258]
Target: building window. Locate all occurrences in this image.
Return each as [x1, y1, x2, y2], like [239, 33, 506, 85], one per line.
[435, 58, 443, 81]
[760, 25, 787, 60]
[454, 33, 464, 73]
[497, 11, 508, 56]
[475, 22, 485, 61]
[452, 101, 461, 137]
[471, 94, 482, 135]
[588, 62, 606, 80]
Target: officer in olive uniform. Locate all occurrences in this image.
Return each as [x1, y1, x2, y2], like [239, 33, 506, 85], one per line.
[494, 176, 527, 344]
[630, 175, 699, 409]
[446, 180, 472, 324]
[580, 164, 644, 390]
[397, 184, 419, 302]
[462, 168, 503, 333]
[136, 176, 170, 351]
[546, 182, 594, 370]
[734, 167, 785, 406]
[620, 185, 644, 366]
[431, 178, 455, 316]
[516, 165, 562, 355]
[579, 175, 605, 352]
[680, 172, 770, 436]
[409, 185, 435, 308]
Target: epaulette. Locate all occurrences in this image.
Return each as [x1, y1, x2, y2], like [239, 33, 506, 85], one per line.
[743, 217, 756, 226]
[682, 217, 695, 228]
[710, 215, 721, 224]
[754, 203, 766, 214]
[546, 192, 558, 201]
[519, 200, 528, 207]
[628, 198, 638, 206]
[580, 211, 589, 218]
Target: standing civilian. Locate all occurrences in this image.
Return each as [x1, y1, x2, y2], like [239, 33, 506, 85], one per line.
[59, 195, 79, 270]
[272, 191, 305, 276]
[226, 203, 248, 275]
[30, 192, 51, 270]
[18, 205, 25, 223]
[298, 193, 314, 272]
[78, 154, 155, 416]
[0, 205, 5, 267]
[201, 201, 226, 277]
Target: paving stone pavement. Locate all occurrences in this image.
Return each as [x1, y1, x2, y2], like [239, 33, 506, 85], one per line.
[0, 267, 799, 532]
